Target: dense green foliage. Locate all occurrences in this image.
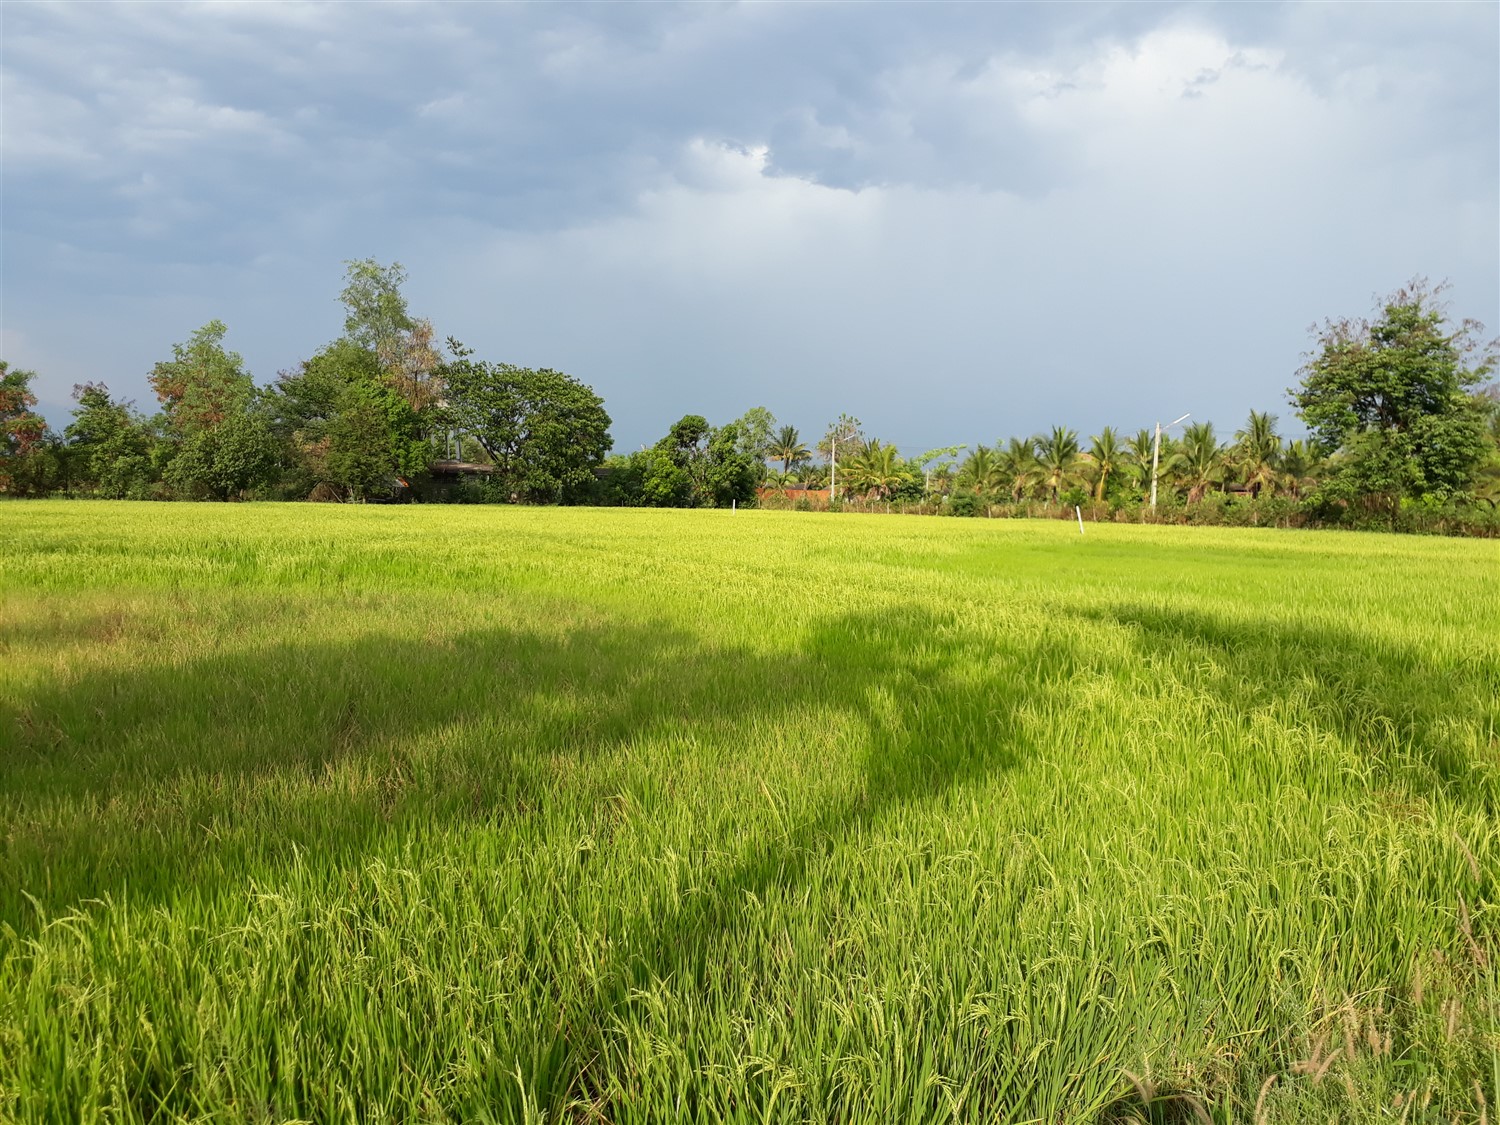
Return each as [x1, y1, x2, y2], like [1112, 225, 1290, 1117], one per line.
[1, 504, 1496, 1122]
[63, 384, 158, 500]
[440, 348, 612, 503]
[0, 262, 612, 506]
[147, 319, 256, 439]
[162, 407, 281, 501]
[1294, 281, 1495, 510]
[272, 338, 432, 501]
[339, 258, 418, 356]
[3, 276, 1498, 533]
[755, 287, 1500, 533]
[0, 362, 54, 496]
[140, 324, 281, 501]
[599, 414, 761, 508]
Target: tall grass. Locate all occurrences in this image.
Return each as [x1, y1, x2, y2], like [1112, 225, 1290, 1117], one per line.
[1, 502, 1496, 1122]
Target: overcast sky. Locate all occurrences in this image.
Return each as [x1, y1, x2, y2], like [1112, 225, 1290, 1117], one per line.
[5, 1, 1496, 453]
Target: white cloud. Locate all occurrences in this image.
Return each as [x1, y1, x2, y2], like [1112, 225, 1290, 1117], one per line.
[421, 11, 1494, 445]
[3, 2, 1494, 449]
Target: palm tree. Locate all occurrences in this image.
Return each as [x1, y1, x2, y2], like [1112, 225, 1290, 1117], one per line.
[1035, 426, 1081, 503]
[769, 425, 810, 474]
[1474, 454, 1500, 508]
[1153, 435, 1189, 498]
[852, 439, 905, 499]
[1475, 396, 1500, 506]
[1278, 439, 1320, 500]
[1179, 421, 1225, 503]
[1086, 427, 1123, 502]
[1233, 411, 1282, 499]
[1123, 429, 1157, 497]
[997, 437, 1041, 501]
[928, 461, 956, 497]
[956, 445, 999, 496]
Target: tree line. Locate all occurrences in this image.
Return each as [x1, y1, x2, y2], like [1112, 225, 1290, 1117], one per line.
[2, 269, 1497, 533]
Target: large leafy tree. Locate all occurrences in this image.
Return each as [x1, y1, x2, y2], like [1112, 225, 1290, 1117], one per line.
[700, 422, 761, 507]
[265, 263, 445, 500]
[440, 352, 613, 503]
[270, 339, 428, 500]
[1, 362, 46, 457]
[322, 386, 409, 501]
[341, 259, 415, 356]
[147, 321, 282, 499]
[268, 341, 361, 495]
[1293, 280, 1496, 507]
[633, 449, 693, 507]
[731, 407, 777, 463]
[339, 259, 442, 413]
[65, 383, 157, 499]
[609, 415, 757, 508]
[1, 361, 55, 495]
[658, 414, 712, 459]
[149, 320, 255, 437]
[654, 415, 758, 507]
[164, 404, 281, 500]
[819, 414, 863, 462]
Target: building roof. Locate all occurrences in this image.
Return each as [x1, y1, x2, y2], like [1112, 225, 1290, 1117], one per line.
[430, 459, 496, 476]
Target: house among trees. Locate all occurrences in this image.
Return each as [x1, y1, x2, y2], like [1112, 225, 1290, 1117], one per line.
[430, 459, 496, 479]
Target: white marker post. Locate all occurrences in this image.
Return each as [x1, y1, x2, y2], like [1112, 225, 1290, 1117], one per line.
[1075, 505, 1085, 535]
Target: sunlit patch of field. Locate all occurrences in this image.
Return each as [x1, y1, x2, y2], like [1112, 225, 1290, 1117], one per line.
[1, 501, 1496, 1123]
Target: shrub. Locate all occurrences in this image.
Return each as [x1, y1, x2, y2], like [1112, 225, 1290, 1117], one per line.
[945, 490, 981, 517]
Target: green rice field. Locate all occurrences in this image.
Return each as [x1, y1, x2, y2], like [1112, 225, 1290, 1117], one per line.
[1, 501, 1497, 1123]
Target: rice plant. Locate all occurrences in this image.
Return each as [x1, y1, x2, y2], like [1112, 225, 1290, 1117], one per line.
[1, 501, 1495, 1123]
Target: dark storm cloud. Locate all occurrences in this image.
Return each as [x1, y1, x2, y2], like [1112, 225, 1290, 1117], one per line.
[3, 1, 1495, 450]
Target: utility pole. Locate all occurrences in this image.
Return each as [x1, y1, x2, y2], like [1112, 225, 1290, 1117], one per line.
[830, 437, 836, 503]
[1149, 424, 1161, 510]
[1150, 413, 1190, 510]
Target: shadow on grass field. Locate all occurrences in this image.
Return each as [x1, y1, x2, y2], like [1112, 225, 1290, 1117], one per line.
[1098, 603, 1498, 815]
[0, 603, 1054, 933]
[2, 602, 1066, 1118]
[7, 597, 1491, 938]
[4, 592, 1496, 1122]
